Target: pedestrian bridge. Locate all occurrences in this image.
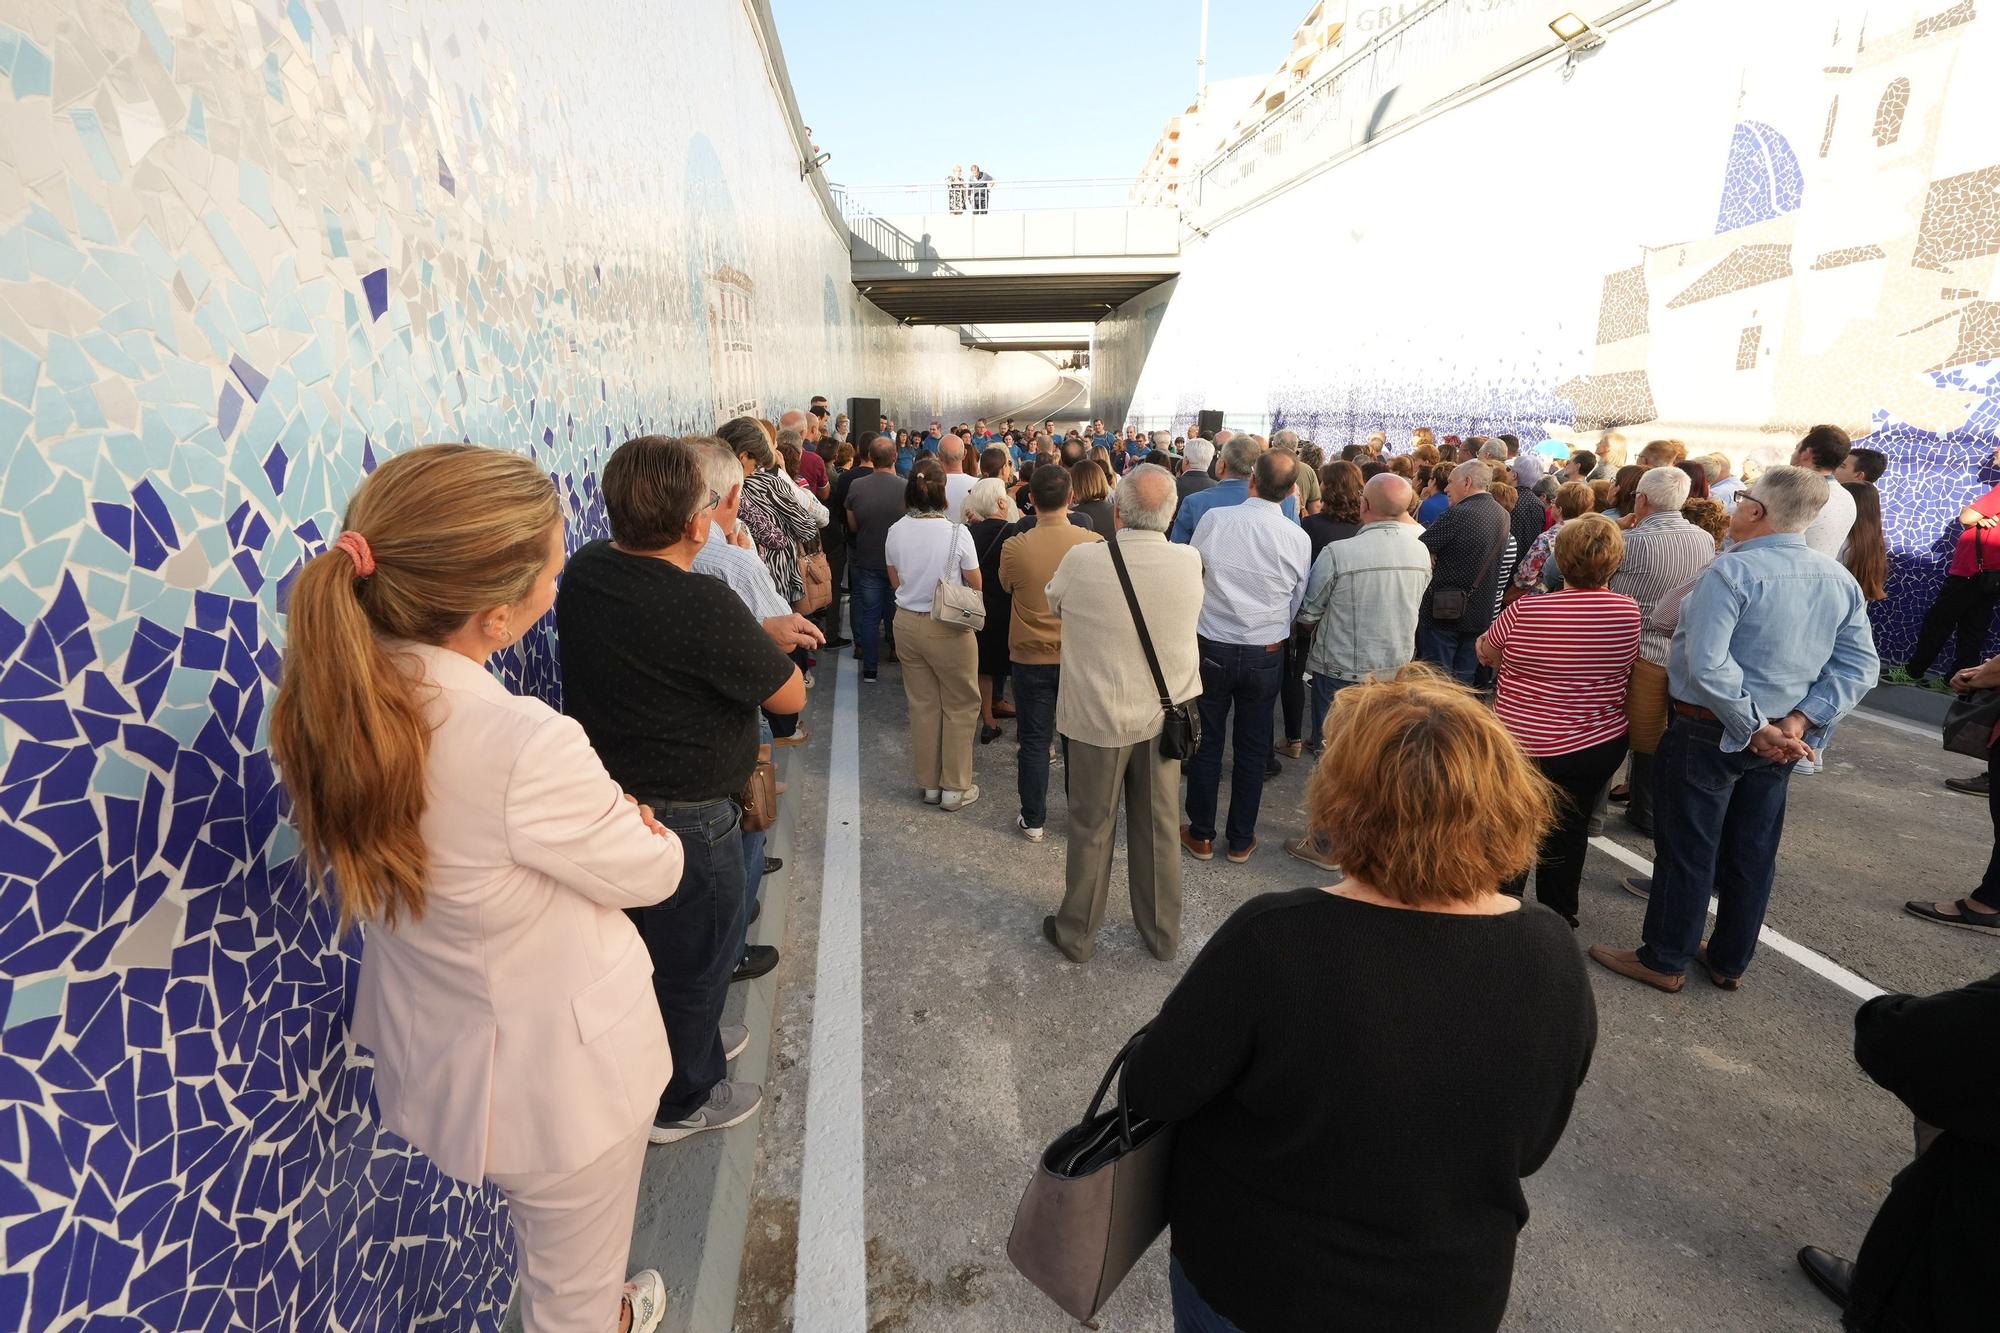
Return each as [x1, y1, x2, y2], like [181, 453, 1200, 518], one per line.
[837, 182, 1180, 326]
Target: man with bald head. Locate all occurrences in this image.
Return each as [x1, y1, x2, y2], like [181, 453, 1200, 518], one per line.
[1283, 472, 1434, 869]
[937, 433, 976, 518]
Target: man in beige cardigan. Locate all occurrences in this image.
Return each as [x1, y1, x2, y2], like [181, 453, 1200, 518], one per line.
[1041, 465, 1205, 962]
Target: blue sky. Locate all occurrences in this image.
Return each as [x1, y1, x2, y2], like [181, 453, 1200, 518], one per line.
[771, 0, 1312, 186]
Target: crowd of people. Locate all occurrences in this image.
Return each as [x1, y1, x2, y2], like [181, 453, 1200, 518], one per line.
[262, 398, 2000, 1332]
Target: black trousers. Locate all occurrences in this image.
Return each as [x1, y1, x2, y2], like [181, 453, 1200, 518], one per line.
[1505, 735, 1628, 924]
[1279, 622, 1312, 744]
[1906, 573, 2000, 678]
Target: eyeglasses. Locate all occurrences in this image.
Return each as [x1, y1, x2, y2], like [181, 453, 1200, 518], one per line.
[1735, 492, 1766, 513]
[701, 488, 721, 512]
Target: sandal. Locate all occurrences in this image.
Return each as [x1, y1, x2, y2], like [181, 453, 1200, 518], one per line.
[1904, 899, 2000, 934]
[1608, 784, 1630, 803]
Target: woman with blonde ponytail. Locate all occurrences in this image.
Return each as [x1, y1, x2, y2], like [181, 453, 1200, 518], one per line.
[271, 443, 678, 1333]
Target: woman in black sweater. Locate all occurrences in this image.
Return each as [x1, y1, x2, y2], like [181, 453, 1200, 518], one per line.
[1125, 667, 1598, 1332]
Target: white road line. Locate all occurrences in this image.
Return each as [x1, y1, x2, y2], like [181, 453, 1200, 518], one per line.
[1586, 836, 1887, 1001]
[1844, 706, 1941, 741]
[794, 652, 868, 1329]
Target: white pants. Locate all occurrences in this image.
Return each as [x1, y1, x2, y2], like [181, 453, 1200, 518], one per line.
[489, 1124, 650, 1333]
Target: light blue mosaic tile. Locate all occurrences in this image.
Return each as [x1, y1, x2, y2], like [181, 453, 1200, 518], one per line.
[70, 183, 117, 245]
[185, 91, 205, 144]
[0, 336, 39, 403]
[14, 535, 68, 587]
[4, 976, 65, 1030]
[72, 526, 130, 575]
[0, 429, 54, 508]
[0, 573, 40, 624]
[23, 474, 85, 541]
[7, 31, 50, 98]
[31, 385, 73, 437]
[68, 387, 107, 429]
[91, 748, 149, 798]
[23, 228, 87, 285]
[127, 0, 175, 67]
[47, 433, 103, 477]
[0, 511, 22, 568]
[67, 108, 122, 182]
[237, 161, 276, 226]
[155, 702, 208, 745]
[201, 209, 260, 286]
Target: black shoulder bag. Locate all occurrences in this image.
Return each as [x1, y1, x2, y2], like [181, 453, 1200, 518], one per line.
[1106, 536, 1201, 761]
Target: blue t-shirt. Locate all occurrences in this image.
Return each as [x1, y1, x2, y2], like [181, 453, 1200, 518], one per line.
[1418, 492, 1450, 525]
[895, 448, 915, 477]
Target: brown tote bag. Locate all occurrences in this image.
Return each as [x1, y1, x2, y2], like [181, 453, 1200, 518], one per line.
[1007, 1029, 1173, 1323]
[736, 757, 778, 834]
[794, 545, 832, 616]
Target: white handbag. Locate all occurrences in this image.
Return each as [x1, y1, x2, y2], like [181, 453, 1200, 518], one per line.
[930, 517, 987, 633]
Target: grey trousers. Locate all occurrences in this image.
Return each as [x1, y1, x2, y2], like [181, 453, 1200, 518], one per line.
[1054, 736, 1183, 961]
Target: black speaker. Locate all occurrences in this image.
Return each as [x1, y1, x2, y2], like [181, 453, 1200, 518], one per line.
[1196, 409, 1225, 438]
[849, 396, 883, 437]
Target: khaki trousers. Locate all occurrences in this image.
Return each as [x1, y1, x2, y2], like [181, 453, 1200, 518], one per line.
[489, 1123, 650, 1333]
[1055, 737, 1183, 961]
[895, 609, 980, 792]
[1626, 657, 1670, 755]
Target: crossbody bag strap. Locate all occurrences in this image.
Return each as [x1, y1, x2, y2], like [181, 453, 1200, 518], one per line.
[1106, 536, 1174, 710]
[1469, 513, 1509, 596]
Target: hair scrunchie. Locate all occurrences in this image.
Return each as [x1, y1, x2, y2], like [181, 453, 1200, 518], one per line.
[334, 530, 376, 577]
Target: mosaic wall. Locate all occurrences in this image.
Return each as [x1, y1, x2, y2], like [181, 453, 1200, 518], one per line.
[0, 0, 1056, 1327]
[1101, 0, 2000, 662]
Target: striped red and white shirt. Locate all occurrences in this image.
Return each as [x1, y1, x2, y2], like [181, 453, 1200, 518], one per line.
[1483, 589, 1641, 756]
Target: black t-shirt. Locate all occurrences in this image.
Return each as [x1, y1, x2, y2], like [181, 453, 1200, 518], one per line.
[555, 541, 795, 802]
[846, 470, 908, 570]
[1302, 514, 1360, 564]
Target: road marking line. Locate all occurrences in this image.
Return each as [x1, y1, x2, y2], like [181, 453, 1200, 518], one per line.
[1587, 836, 1887, 1001]
[794, 652, 867, 1329]
[1844, 706, 1941, 741]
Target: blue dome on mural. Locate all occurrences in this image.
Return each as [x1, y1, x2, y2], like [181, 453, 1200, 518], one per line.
[1715, 120, 1804, 233]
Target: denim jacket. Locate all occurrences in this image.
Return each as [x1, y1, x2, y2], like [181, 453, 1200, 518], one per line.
[1666, 533, 1879, 753]
[1298, 520, 1434, 682]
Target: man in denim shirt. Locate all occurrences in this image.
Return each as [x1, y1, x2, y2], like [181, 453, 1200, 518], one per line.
[1590, 465, 1878, 993]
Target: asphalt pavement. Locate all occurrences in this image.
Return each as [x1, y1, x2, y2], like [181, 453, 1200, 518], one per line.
[732, 659, 1995, 1332]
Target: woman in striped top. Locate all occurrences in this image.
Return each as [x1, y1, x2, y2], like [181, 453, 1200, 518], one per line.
[1477, 515, 1641, 926]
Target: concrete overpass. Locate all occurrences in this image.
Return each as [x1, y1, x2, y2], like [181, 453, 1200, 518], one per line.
[846, 207, 1180, 326]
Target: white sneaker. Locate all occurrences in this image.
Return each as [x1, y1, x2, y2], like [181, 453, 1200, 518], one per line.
[721, 1022, 749, 1061]
[1793, 755, 1819, 776]
[623, 1269, 667, 1333]
[942, 785, 981, 812]
[922, 788, 943, 805]
[1018, 815, 1044, 842]
[650, 1079, 763, 1144]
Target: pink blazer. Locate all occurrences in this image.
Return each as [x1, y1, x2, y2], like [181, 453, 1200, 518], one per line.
[349, 642, 682, 1183]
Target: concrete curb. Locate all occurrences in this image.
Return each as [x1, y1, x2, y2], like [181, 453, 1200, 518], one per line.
[501, 753, 804, 1333]
[1863, 682, 1952, 727]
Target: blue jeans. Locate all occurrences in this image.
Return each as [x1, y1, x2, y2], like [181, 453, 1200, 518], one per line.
[1305, 673, 1357, 751]
[851, 566, 893, 670]
[630, 798, 745, 1120]
[1170, 1254, 1244, 1333]
[1012, 662, 1062, 829]
[1639, 712, 1795, 977]
[1417, 625, 1479, 684]
[1184, 638, 1284, 853]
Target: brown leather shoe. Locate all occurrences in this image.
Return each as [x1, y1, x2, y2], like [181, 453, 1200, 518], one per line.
[1696, 940, 1743, 990]
[1587, 945, 1685, 993]
[1179, 824, 1214, 861]
[1275, 740, 1303, 760]
[1225, 838, 1259, 864]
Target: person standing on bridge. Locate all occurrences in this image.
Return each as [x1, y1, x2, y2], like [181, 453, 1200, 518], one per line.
[947, 165, 966, 215]
[1589, 465, 1878, 993]
[970, 162, 992, 213]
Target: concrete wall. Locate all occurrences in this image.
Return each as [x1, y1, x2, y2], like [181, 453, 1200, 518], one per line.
[0, 0, 1053, 1327]
[1101, 0, 2000, 662]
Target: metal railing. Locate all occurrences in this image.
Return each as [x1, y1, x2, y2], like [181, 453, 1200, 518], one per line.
[830, 176, 1142, 221]
[1188, 0, 1548, 229]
